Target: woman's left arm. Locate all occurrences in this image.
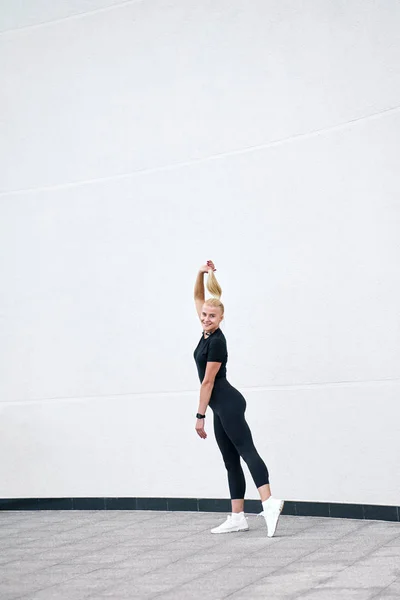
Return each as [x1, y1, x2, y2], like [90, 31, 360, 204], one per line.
[195, 362, 221, 439]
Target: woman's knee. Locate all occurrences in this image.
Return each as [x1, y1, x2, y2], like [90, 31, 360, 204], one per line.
[223, 455, 241, 472]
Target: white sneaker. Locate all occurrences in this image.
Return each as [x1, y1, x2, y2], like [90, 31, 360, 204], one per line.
[211, 513, 249, 534]
[258, 497, 284, 537]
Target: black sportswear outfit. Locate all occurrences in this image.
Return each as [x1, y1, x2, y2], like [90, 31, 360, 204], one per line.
[194, 328, 269, 499]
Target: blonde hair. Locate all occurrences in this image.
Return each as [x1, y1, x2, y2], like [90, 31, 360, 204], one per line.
[205, 271, 224, 315]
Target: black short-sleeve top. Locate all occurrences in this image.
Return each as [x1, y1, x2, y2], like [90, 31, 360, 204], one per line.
[193, 327, 228, 383]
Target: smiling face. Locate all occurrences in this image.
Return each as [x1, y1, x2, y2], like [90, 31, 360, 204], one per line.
[201, 303, 224, 333]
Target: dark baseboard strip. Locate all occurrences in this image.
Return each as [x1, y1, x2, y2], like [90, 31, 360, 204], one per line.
[0, 498, 398, 522]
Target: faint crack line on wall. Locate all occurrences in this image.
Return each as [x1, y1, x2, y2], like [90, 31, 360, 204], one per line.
[1, 103, 400, 199]
[0, 0, 145, 35]
[1, 377, 399, 406]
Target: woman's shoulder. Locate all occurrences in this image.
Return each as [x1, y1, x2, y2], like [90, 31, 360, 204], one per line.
[207, 328, 228, 361]
[210, 328, 227, 346]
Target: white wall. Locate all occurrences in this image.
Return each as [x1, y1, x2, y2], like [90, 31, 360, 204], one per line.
[1, 0, 399, 505]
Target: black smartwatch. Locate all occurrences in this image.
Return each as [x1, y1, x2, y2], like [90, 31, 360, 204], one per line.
[196, 413, 206, 419]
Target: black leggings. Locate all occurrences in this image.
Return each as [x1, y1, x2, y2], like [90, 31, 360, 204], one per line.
[210, 378, 269, 499]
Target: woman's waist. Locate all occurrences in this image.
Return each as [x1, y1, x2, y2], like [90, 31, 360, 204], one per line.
[213, 375, 228, 382]
[211, 377, 233, 390]
[199, 372, 228, 385]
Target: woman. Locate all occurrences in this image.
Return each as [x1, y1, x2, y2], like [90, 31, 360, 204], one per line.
[193, 260, 284, 537]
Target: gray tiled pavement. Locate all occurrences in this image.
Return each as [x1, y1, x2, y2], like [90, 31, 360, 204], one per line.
[1, 510, 400, 600]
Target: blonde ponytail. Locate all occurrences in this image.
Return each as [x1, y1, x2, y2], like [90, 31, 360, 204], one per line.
[207, 270, 222, 299]
[205, 270, 224, 315]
